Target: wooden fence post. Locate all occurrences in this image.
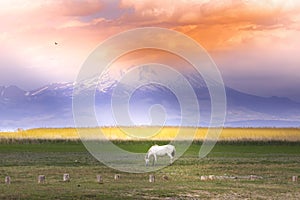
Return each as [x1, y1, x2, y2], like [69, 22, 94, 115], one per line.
[96, 175, 103, 184]
[5, 176, 11, 184]
[208, 175, 216, 180]
[200, 175, 208, 181]
[63, 174, 70, 182]
[149, 175, 155, 183]
[114, 174, 120, 180]
[38, 175, 46, 184]
[292, 176, 298, 182]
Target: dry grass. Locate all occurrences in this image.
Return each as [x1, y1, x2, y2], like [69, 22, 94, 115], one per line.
[0, 141, 299, 199]
[0, 127, 299, 141]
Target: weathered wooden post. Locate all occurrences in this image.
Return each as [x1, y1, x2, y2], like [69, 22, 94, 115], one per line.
[149, 174, 155, 183]
[292, 176, 298, 182]
[200, 175, 208, 181]
[114, 174, 120, 180]
[162, 175, 169, 180]
[249, 175, 255, 181]
[96, 175, 103, 184]
[63, 173, 70, 182]
[38, 175, 46, 184]
[5, 176, 11, 184]
[208, 175, 216, 180]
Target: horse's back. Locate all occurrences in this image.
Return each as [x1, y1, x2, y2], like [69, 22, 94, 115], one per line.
[148, 144, 175, 152]
[153, 144, 175, 155]
[164, 144, 175, 151]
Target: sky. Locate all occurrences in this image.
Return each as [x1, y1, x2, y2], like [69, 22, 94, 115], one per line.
[0, 0, 300, 102]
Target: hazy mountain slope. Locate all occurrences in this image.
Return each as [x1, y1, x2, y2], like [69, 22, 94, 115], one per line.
[0, 74, 299, 129]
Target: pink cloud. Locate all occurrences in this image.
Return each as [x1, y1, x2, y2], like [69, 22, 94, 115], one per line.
[118, 0, 300, 50]
[46, 0, 103, 16]
[0, 0, 300, 102]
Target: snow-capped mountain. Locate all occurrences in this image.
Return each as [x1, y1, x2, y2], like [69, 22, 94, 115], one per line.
[1, 68, 300, 130]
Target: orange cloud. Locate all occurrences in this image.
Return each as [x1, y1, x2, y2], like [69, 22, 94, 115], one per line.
[1, 0, 300, 94]
[119, 0, 300, 51]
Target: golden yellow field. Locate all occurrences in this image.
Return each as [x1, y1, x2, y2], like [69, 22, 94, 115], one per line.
[0, 127, 300, 141]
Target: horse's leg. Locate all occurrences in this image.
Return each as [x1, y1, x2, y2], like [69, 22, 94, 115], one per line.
[167, 153, 173, 164]
[145, 154, 148, 167]
[153, 154, 157, 166]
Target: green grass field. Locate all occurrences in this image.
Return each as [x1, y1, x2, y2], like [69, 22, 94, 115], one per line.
[0, 141, 299, 199]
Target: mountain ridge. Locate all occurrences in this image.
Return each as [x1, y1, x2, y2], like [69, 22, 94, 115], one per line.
[0, 79, 300, 130]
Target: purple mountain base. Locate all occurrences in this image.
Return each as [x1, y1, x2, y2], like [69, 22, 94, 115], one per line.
[1, 78, 300, 130]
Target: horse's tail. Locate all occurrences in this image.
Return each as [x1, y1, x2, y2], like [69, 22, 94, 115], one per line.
[171, 147, 176, 157]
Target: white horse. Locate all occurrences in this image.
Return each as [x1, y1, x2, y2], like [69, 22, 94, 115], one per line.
[145, 144, 176, 166]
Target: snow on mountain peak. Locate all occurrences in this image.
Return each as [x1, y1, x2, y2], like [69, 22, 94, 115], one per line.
[31, 86, 49, 96]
